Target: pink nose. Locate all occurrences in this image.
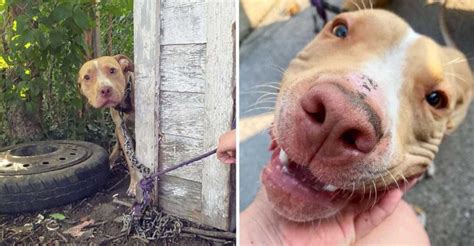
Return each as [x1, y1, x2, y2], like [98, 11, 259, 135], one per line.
[99, 86, 112, 98]
[299, 83, 381, 161]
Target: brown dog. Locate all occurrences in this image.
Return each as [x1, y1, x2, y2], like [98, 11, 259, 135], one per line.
[262, 9, 473, 222]
[78, 55, 139, 196]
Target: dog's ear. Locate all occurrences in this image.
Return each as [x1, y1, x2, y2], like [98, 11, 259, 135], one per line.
[113, 54, 134, 73]
[442, 47, 473, 134]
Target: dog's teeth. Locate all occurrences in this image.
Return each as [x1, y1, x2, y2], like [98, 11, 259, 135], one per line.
[279, 150, 289, 166]
[282, 165, 289, 173]
[322, 184, 338, 192]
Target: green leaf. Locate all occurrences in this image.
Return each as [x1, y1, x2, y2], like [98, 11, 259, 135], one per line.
[49, 213, 66, 220]
[49, 31, 64, 48]
[73, 8, 90, 30]
[50, 4, 72, 22]
[37, 32, 49, 50]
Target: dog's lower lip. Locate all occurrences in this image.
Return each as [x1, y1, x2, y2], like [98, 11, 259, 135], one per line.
[278, 149, 339, 192]
[99, 100, 119, 108]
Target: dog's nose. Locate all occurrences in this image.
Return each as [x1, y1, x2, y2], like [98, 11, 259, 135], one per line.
[299, 83, 380, 160]
[99, 86, 112, 98]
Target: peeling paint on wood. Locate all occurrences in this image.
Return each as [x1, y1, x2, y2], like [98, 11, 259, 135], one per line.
[201, 0, 236, 231]
[159, 134, 203, 182]
[161, 1, 207, 45]
[160, 91, 205, 139]
[161, 44, 206, 93]
[159, 175, 202, 224]
[135, 0, 235, 229]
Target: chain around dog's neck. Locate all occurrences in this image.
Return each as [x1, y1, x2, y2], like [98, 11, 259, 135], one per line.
[114, 75, 133, 114]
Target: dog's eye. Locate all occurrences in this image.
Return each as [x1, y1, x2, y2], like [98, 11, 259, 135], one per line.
[332, 24, 348, 38]
[84, 75, 90, 80]
[426, 91, 448, 109]
[110, 68, 116, 74]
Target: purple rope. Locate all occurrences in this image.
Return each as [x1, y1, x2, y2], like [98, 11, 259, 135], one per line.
[311, 0, 327, 23]
[132, 148, 217, 218]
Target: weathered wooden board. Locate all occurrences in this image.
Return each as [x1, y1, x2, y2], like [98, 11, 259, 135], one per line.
[160, 44, 206, 93]
[201, 0, 236, 231]
[161, 1, 207, 45]
[159, 91, 205, 140]
[135, 0, 235, 230]
[159, 134, 203, 182]
[158, 175, 202, 224]
[134, 0, 160, 199]
[162, 0, 205, 8]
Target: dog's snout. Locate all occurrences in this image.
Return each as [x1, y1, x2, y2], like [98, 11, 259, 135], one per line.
[299, 83, 380, 161]
[99, 86, 113, 98]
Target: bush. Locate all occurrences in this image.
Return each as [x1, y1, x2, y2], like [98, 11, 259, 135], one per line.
[0, 0, 133, 151]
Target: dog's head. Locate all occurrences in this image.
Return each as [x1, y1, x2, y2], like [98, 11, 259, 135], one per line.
[262, 10, 473, 222]
[77, 55, 134, 108]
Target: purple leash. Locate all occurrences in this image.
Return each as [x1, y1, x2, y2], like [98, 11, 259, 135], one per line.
[311, 0, 328, 23]
[132, 148, 218, 218]
[310, 0, 343, 28]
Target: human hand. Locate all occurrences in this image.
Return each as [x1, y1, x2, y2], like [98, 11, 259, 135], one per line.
[217, 129, 236, 164]
[240, 179, 429, 245]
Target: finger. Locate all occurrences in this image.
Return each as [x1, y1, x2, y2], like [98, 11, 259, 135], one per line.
[217, 152, 236, 164]
[354, 187, 404, 240]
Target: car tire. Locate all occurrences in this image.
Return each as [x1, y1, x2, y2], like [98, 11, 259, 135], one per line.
[0, 140, 109, 213]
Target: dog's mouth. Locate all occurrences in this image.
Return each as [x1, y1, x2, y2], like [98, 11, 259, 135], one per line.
[262, 145, 352, 221]
[100, 100, 121, 108]
[94, 94, 124, 108]
[261, 136, 420, 222]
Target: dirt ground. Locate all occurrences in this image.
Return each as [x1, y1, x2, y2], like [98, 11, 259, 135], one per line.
[0, 161, 235, 245]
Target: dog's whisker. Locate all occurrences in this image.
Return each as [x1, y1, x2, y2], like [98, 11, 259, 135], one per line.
[380, 174, 388, 194]
[252, 85, 281, 91]
[361, 0, 367, 10]
[444, 56, 467, 66]
[348, 182, 356, 201]
[350, 0, 362, 11]
[244, 107, 275, 114]
[248, 83, 281, 91]
[399, 173, 409, 192]
[365, 182, 372, 211]
[359, 182, 366, 202]
[369, 0, 373, 10]
[445, 72, 467, 82]
[387, 170, 400, 190]
[253, 93, 277, 104]
[268, 64, 288, 76]
[241, 90, 279, 95]
[371, 180, 378, 209]
[246, 99, 277, 109]
[256, 81, 281, 86]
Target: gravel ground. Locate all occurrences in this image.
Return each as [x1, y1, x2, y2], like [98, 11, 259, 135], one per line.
[239, 1, 474, 245]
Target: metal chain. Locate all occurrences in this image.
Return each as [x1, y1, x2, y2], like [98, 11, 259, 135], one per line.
[115, 74, 218, 238]
[118, 119, 151, 176]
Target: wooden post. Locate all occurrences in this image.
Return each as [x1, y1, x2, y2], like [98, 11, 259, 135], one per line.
[133, 0, 161, 201]
[201, 0, 236, 231]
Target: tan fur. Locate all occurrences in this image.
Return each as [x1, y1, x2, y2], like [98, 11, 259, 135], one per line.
[268, 9, 473, 221]
[78, 55, 139, 197]
[343, 0, 392, 11]
[277, 9, 472, 188]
